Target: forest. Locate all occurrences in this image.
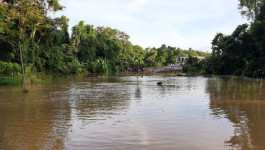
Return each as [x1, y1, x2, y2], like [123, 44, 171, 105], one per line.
[0, 0, 209, 85]
[0, 0, 265, 86]
[184, 0, 265, 77]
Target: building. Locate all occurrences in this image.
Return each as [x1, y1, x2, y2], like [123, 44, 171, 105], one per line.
[176, 56, 205, 65]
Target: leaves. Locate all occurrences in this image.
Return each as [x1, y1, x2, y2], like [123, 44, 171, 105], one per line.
[238, 0, 265, 20]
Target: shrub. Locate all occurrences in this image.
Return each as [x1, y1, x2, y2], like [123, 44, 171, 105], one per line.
[0, 76, 22, 85]
[25, 64, 43, 84]
[0, 61, 21, 76]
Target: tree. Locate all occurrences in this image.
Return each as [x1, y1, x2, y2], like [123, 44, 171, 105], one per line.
[211, 33, 225, 57]
[71, 21, 98, 63]
[166, 46, 178, 65]
[238, 0, 265, 20]
[0, 0, 65, 89]
[144, 48, 158, 67]
[250, 4, 265, 56]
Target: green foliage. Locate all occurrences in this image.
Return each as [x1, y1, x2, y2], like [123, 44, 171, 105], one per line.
[211, 76, 265, 101]
[200, 3, 265, 78]
[239, 79, 264, 95]
[70, 21, 211, 74]
[238, 0, 265, 20]
[0, 6, 6, 34]
[1, 0, 213, 86]
[183, 56, 206, 75]
[183, 1, 265, 78]
[143, 45, 209, 68]
[201, 2, 265, 78]
[260, 78, 263, 88]
[0, 76, 22, 85]
[24, 64, 43, 84]
[0, 61, 21, 76]
[88, 58, 110, 74]
[23, 64, 53, 84]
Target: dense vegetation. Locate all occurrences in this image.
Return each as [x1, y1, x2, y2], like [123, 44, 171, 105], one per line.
[0, 0, 209, 85]
[184, 0, 265, 78]
[2, 0, 264, 86]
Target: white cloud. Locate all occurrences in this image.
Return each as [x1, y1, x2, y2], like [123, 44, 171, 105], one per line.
[55, 0, 248, 52]
[68, 2, 80, 10]
[128, 0, 150, 12]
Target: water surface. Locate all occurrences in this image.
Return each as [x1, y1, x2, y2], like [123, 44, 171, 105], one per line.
[0, 75, 265, 150]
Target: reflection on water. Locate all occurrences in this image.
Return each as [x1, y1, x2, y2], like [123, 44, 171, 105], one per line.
[0, 83, 72, 150]
[207, 77, 265, 150]
[0, 75, 265, 149]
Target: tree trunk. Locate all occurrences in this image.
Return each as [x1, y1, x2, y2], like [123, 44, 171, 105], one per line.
[19, 41, 27, 91]
[0, 0, 2, 5]
[19, 30, 27, 92]
[254, 0, 258, 18]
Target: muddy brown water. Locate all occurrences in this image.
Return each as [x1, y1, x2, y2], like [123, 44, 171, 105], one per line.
[0, 75, 265, 150]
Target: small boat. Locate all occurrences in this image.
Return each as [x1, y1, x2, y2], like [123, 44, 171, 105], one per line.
[157, 82, 163, 85]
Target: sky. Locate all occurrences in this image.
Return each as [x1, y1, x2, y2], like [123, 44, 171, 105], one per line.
[54, 0, 248, 52]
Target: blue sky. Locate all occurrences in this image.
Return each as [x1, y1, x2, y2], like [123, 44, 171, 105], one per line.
[54, 0, 248, 52]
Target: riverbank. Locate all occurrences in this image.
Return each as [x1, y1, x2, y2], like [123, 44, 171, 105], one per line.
[0, 73, 53, 86]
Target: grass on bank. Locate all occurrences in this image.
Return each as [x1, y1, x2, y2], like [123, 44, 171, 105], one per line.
[211, 75, 264, 100]
[0, 64, 53, 86]
[0, 76, 22, 85]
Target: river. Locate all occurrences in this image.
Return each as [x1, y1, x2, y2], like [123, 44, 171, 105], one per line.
[0, 75, 265, 150]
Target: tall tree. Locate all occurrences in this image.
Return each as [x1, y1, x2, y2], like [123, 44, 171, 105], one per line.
[238, 0, 265, 20]
[1, 0, 64, 90]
